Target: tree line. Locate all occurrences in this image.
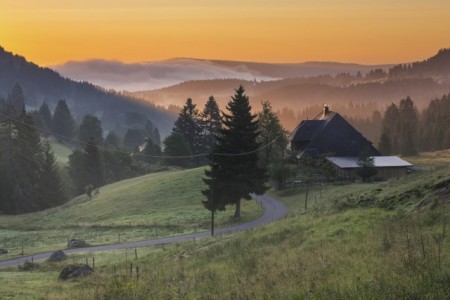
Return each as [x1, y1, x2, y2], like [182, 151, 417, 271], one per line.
[0, 84, 65, 214]
[378, 94, 450, 156]
[0, 83, 166, 214]
[162, 87, 288, 220]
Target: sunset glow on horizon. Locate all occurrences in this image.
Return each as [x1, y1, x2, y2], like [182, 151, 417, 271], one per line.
[1, 0, 450, 66]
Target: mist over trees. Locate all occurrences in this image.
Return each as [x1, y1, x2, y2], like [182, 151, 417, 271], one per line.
[378, 95, 450, 155]
[0, 85, 66, 214]
[0, 82, 167, 213]
[0, 46, 176, 136]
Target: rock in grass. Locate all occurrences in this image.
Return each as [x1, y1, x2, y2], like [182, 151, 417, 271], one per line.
[67, 239, 87, 249]
[58, 264, 94, 280]
[0, 248, 7, 256]
[48, 250, 67, 262]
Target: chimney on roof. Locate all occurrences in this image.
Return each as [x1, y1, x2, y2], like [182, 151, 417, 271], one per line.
[323, 104, 330, 117]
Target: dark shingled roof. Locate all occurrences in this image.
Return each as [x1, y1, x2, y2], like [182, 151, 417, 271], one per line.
[290, 109, 380, 157]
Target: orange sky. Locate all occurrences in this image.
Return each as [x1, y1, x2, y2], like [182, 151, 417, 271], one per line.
[1, 0, 450, 66]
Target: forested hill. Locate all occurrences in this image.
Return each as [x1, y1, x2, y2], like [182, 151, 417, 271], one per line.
[130, 49, 450, 129]
[0, 46, 176, 135]
[389, 48, 450, 78]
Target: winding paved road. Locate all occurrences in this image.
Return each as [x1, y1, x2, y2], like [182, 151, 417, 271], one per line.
[0, 194, 286, 268]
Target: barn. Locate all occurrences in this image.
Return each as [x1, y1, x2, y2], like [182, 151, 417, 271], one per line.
[290, 105, 380, 157]
[290, 105, 413, 180]
[326, 156, 413, 180]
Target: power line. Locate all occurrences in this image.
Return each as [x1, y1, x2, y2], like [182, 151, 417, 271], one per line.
[2, 115, 290, 159]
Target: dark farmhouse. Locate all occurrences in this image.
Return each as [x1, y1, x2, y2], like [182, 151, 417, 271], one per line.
[290, 105, 413, 180]
[290, 105, 380, 157]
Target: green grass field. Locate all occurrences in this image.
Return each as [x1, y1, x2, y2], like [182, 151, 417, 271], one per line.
[0, 151, 448, 299]
[48, 140, 73, 163]
[0, 167, 261, 262]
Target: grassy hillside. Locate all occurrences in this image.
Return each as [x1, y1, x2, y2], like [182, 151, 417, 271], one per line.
[49, 141, 73, 164]
[0, 167, 261, 261]
[0, 152, 448, 299]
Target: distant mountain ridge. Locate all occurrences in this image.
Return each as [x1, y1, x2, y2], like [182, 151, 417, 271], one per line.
[52, 57, 393, 92]
[129, 49, 450, 130]
[0, 46, 175, 136]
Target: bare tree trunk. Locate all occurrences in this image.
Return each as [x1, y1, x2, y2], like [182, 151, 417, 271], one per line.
[234, 199, 241, 220]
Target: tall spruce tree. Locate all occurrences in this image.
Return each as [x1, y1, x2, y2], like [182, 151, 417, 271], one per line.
[379, 103, 400, 154]
[378, 130, 392, 155]
[53, 99, 75, 139]
[7, 83, 25, 118]
[197, 96, 221, 165]
[37, 140, 66, 209]
[140, 138, 162, 165]
[257, 101, 287, 166]
[163, 133, 192, 168]
[13, 110, 43, 213]
[0, 120, 15, 213]
[68, 149, 87, 194]
[85, 138, 104, 189]
[38, 101, 53, 131]
[104, 131, 121, 149]
[173, 98, 201, 164]
[78, 114, 104, 145]
[398, 97, 418, 156]
[202, 86, 268, 220]
[419, 94, 450, 151]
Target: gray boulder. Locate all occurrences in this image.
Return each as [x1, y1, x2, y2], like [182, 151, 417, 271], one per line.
[67, 239, 87, 249]
[58, 264, 94, 280]
[48, 250, 67, 262]
[0, 248, 7, 256]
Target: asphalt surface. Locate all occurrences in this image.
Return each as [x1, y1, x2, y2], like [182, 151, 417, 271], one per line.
[0, 193, 286, 268]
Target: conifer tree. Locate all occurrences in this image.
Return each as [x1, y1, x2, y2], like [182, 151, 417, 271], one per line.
[197, 96, 221, 165]
[378, 130, 392, 155]
[380, 103, 400, 154]
[257, 101, 287, 166]
[38, 101, 53, 131]
[140, 138, 162, 165]
[173, 98, 201, 163]
[53, 99, 75, 139]
[37, 140, 66, 209]
[163, 133, 192, 168]
[123, 128, 144, 150]
[85, 138, 104, 189]
[68, 149, 87, 194]
[7, 83, 25, 118]
[202, 86, 268, 220]
[78, 114, 103, 145]
[398, 97, 418, 156]
[104, 131, 121, 149]
[356, 147, 377, 182]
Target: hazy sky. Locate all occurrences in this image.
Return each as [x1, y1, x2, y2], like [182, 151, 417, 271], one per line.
[1, 0, 450, 65]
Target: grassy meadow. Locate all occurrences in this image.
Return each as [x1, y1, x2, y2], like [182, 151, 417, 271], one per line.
[0, 151, 449, 299]
[0, 167, 261, 262]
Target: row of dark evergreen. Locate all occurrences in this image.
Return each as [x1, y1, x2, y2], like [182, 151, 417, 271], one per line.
[0, 83, 166, 214]
[0, 85, 65, 214]
[378, 94, 450, 156]
[162, 96, 221, 167]
[164, 87, 287, 219]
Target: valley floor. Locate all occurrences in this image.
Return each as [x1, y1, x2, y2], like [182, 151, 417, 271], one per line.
[0, 151, 449, 299]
